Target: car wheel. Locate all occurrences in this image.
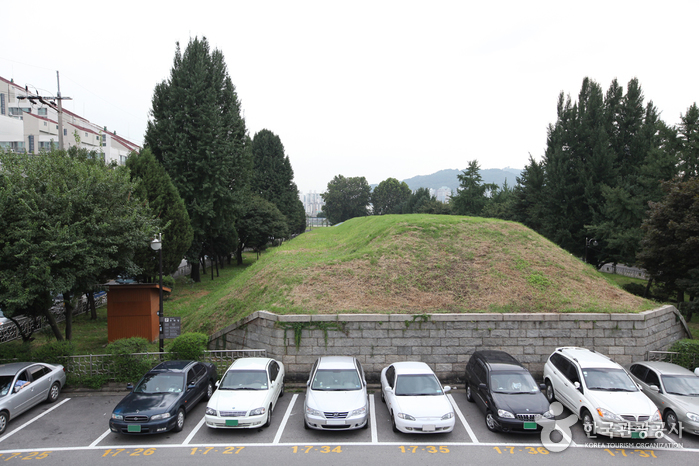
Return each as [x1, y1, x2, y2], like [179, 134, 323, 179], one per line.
[545, 380, 556, 403]
[264, 405, 273, 428]
[485, 412, 498, 432]
[391, 411, 399, 433]
[173, 408, 186, 432]
[466, 385, 474, 403]
[47, 382, 61, 403]
[205, 381, 214, 400]
[581, 409, 596, 437]
[279, 382, 285, 397]
[0, 412, 8, 435]
[665, 410, 678, 433]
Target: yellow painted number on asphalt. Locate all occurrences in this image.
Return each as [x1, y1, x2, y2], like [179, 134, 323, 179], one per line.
[399, 446, 449, 453]
[291, 446, 341, 453]
[493, 446, 549, 455]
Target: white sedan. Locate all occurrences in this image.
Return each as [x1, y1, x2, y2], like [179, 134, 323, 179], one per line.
[204, 357, 284, 429]
[380, 361, 455, 433]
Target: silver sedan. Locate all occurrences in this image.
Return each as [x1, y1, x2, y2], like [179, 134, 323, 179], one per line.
[0, 362, 66, 435]
[627, 361, 699, 436]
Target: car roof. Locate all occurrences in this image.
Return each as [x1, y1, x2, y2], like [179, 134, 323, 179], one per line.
[228, 358, 273, 371]
[554, 347, 618, 368]
[0, 362, 34, 376]
[474, 350, 526, 371]
[151, 360, 196, 372]
[392, 361, 434, 375]
[317, 356, 357, 370]
[632, 361, 696, 376]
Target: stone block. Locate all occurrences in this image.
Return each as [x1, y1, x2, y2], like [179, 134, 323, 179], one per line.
[607, 347, 625, 355]
[277, 314, 312, 322]
[435, 363, 453, 373]
[446, 329, 474, 338]
[362, 329, 389, 339]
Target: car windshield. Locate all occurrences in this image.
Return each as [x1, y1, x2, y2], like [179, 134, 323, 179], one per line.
[134, 373, 185, 394]
[219, 370, 268, 390]
[0, 376, 13, 396]
[395, 374, 444, 396]
[490, 371, 540, 394]
[311, 369, 361, 391]
[662, 375, 699, 396]
[583, 368, 637, 392]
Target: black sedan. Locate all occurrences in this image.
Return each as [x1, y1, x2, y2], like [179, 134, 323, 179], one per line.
[109, 360, 217, 434]
[465, 350, 552, 433]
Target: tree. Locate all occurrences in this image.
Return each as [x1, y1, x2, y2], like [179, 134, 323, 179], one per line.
[677, 103, 699, 180]
[320, 175, 371, 225]
[481, 179, 516, 220]
[0, 149, 157, 340]
[234, 196, 289, 264]
[145, 37, 250, 282]
[250, 129, 306, 235]
[450, 160, 497, 216]
[126, 148, 193, 281]
[371, 178, 411, 215]
[511, 155, 546, 231]
[637, 178, 699, 306]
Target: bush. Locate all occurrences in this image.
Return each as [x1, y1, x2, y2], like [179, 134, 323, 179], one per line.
[167, 333, 208, 361]
[622, 282, 647, 297]
[162, 275, 175, 292]
[80, 374, 110, 389]
[32, 340, 76, 364]
[0, 341, 32, 362]
[668, 339, 699, 370]
[106, 337, 153, 383]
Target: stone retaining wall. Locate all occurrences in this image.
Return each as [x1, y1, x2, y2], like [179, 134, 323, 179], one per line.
[208, 305, 689, 383]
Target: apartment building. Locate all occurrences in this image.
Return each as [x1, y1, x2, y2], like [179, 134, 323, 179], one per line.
[0, 75, 140, 164]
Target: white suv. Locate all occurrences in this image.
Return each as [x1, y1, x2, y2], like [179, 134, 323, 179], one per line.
[543, 347, 662, 439]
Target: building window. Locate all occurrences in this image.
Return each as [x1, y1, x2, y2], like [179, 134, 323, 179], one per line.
[0, 93, 5, 115]
[85, 132, 88, 137]
[38, 108, 48, 116]
[28, 135, 35, 153]
[63, 128, 67, 136]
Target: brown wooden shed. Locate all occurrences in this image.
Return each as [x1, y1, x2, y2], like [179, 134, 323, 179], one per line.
[106, 283, 171, 343]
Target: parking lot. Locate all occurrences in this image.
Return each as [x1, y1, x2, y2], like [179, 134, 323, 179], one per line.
[0, 388, 697, 464]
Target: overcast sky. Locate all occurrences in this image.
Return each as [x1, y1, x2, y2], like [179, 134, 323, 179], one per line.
[3, 0, 697, 194]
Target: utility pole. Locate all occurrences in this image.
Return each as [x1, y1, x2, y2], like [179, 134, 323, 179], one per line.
[16, 70, 72, 150]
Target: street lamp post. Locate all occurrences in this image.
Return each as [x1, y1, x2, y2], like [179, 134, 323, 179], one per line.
[585, 237, 598, 264]
[150, 234, 164, 353]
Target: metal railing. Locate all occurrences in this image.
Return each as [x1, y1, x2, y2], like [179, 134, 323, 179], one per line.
[646, 350, 698, 368]
[60, 349, 267, 381]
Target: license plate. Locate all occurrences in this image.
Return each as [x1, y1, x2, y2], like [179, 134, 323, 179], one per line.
[127, 424, 142, 433]
[225, 420, 239, 427]
[422, 424, 436, 432]
[524, 422, 538, 430]
[327, 420, 345, 425]
[631, 431, 645, 439]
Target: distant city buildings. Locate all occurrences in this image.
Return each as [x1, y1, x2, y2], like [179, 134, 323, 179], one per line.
[301, 191, 325, 216]
[0, 75, 140, 164]
[432, 186, 452, 203]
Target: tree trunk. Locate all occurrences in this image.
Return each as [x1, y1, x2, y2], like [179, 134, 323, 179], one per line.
[201, 255, 207, 275]
[42, 307, 64, 341]
[7, 317, 34, 342]
[677, 289, 685, 303]
[63, 291, 74, 340]
[643, 278, 653, 299]
[190, 261, 201, 282]
[235, 246, 243, 265]
[88, 292, 97, 320]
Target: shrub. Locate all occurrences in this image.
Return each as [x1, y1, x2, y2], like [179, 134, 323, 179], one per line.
[0, 341, 32, 362]
[167, 332, 208, 361]
[162, 275, 175, 292]
[622, 282, 647, 297]
[80, 374, 110, 389]
[32, 340, 76, 364]
[106, 337, 153, 383]
[668, 339, 699, 370]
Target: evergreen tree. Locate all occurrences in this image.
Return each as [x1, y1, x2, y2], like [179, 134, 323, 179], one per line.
[450, 160, 497, 216]
[145, 37, 249, 282]
[371, 178, 411, 215]
[677, 103, 699, 180]
[126, 148, 194, 279]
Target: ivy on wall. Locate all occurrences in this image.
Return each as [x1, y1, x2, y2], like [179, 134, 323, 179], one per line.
[276, 321, 348, 350]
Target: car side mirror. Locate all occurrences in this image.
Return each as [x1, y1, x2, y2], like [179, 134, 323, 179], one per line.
[306, 380, 310, 387]
[649, 384, 660, 393]
[695, 368, 699, 377]
[187, 383, 196, 391]
[14, 386, 20, 393]
[574, 381, 581, 391]
[126, 383, 134, 391]
[478, 383, 487, 391]
[443, 386, 452, 393]
[215, 380, 220, 388]
[539, 383, 546, 391]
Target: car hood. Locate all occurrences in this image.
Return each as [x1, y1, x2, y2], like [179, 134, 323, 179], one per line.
[393, 395, 453, 418]
[664, 393, 699, 414]
[306, 389, 366, 411]
[113, 392, 180, 415]
[591, 390, 657, 416]
[208, 389, 269, 411]
[492, 392, 550, 415]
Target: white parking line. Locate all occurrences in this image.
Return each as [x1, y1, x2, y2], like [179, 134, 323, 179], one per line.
[0, 398, 71, 444]
[448, 394, 479, 444]
[660, 432, 684, 449]
[89, 429, 112, 447]
[369, 394, 377, 443]
[273, 393, 297, 444]
[183, 415, 206, 445]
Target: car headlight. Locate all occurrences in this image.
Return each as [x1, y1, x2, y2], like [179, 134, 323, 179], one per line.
[306, 406, 322, 417]
[596, 408, 623, 422]
[397, 413, 416, 421]
[249, 407, 266, 416]
[687, 412, 699, 422]
[441, 412, 454, 420]
[205, 407, 218, 416]
[111, 413, 123, 420]
[150, 412, 171, 421]
[541, 410, 554, 419]
[351, 406, 367, 417]
[497, 409, 515, 419]
[650, 410, 661, 423]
